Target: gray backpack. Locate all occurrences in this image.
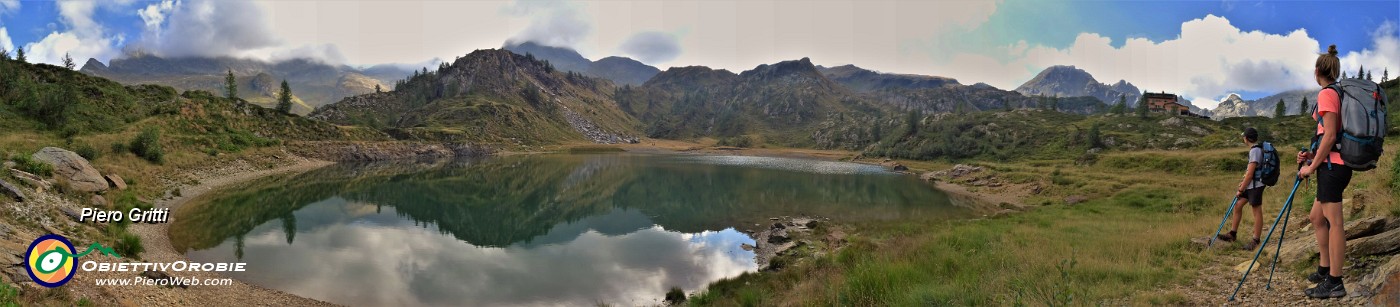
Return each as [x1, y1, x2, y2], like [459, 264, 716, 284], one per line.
[1318, 78, 1388, 171]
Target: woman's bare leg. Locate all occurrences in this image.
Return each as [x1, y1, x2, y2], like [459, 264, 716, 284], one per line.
[1323, 202, 1345, 277]
[1311, 200, 1329, 268]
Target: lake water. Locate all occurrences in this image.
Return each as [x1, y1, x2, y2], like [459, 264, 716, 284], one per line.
[169, 154, 972, 306]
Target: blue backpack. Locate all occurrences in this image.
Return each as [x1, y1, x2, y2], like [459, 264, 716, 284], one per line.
[1253, 142, 1280, 186]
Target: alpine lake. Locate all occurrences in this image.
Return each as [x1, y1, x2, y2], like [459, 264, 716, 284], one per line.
[169, 153, 977, 306]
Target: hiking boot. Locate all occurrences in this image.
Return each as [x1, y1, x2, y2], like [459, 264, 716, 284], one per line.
[1304, 276, 1346, 299]
[1216, 230, 1236, 242]
[1240, 238, 1260, 250]
[1308, 267, 1329, 283]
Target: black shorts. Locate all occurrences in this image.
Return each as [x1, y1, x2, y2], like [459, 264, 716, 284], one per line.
[1240, 186, 1264, 207]
[1316, 163, 1352, 203]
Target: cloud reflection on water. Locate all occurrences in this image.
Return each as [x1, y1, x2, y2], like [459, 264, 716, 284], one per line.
[188, 199, 757, 306]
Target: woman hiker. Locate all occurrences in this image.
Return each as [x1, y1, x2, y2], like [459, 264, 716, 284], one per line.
[1296, 44, 1350, 299]
[1216, 127, 1266, 250]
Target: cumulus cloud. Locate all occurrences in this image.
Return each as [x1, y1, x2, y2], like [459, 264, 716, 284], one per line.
[137, 0, 175, 30]
[1339, 21, 1400, 82]
[23, 0, 124, 65]
[503, 0, 591, 48]
[0, 28, 12, 53]
[130, 0, 281, 59]
[617, 31, 681, 64]
[960, 15, 1326, 109]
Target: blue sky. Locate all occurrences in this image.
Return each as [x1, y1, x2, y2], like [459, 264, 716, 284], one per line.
[0, 0, 1396, 108]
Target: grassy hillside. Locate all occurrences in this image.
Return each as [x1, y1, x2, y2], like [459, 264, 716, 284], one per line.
[310, 49, 641, 145]
[0, 58, 386, 197]
[866, 108, 1315, 162]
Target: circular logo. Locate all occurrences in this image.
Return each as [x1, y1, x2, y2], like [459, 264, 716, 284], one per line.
[25, 234, 77, 288]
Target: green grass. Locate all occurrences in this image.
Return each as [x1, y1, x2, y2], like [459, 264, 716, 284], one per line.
[8, 154, 53, 176]
[0, 283, 18, 307]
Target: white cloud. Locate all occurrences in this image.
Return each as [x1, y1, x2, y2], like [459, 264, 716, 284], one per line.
[950, 15, 1325, 109]
[129, 0, 281, 60]
[503, 0, 591, 48]
[23, 0, 126, 65]
[137, 0, 175, 30]
[1339, 21, 1400, 82]
[618, 31, 681, 64]
[0, 27, 13, 53]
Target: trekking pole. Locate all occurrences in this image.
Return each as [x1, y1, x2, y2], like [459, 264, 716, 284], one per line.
[1265, 160, 1313, 289]
[1209, 195, 1242, 248]
[1229, 148, 1315, 301]
[1228, 175, 1302, 301]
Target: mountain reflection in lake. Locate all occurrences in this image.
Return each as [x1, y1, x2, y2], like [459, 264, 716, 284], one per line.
[170, 154, 971, 306]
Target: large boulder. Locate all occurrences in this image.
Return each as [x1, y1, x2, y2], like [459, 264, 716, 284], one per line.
[31, 147, 108, 193]
[104, 174, 127, 190]
[1348, 227, 1400, 258]
[0, 179, 24, 201]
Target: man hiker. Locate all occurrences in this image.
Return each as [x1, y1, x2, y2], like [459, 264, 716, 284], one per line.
[1217, 127, 1271, 250]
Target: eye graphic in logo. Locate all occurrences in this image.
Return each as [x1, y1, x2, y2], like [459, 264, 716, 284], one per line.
[26, 234, 77, 288]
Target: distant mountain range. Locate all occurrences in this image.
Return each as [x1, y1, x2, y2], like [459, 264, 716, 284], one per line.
[310, 48, 641, 145]
[1210, 89, 1315, 119]
[1015, 65, 1142, 107]
[503, 41, 659, 86]
[80, 54, 414, 114]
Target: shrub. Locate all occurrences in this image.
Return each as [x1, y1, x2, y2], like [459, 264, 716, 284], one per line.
[114, 233, 144, 258]
[1391, 150, 1400, 199]
[718, 135, 757, 148]
[664, 287, 686, 304]
[0, 282, 18, 307]
[75, 144, 100, 161]
[110, 142, 127, 155]
[129, 127, 164, 163]
[11, 154, 53, 176]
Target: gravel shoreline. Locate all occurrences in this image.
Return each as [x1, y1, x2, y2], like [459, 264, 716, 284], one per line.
[85, 156, 340, 306]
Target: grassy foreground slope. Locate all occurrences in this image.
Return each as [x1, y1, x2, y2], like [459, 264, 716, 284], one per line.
[1, 58, 386, 196]
[687, 80, 1399, 305]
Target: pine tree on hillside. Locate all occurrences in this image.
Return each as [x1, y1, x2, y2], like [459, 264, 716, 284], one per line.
[904, 109, 921, 136]
[15, 47, 25, 63]
[1111, 94, 1127, 114]
[1358, 66, 1365, 80]
[0, 47, 8, 60]
[225, 69, 238, 99]
[1275, 98, 1286, 118]
[1343, 71, 1349, 79]
[62, 53, 75, 70]
[1087, 122, 1102, 148]
[1384, 68, 1389, 83]
[1366, 70, 1373, 82]
[1135, 94, 1148, 118]
[276, 80, 293, 114]
[1300, 97, 1309, 115]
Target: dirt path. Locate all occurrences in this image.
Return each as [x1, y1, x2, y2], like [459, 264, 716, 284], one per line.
[81, 157, 338, 307]
[1173, 243, 1373, 306]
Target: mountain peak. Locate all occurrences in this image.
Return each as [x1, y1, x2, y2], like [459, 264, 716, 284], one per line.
[501, 40, 658, 86]
[816, 63, 960, 92]
[80, 58, 107, 72]
[1016, 65, 1140, 106]
[740, 57, 821, 80]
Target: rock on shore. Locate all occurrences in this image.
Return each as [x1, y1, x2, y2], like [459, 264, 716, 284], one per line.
[31, 147, 108, 192]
